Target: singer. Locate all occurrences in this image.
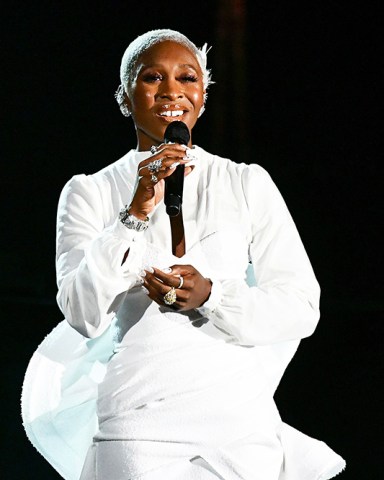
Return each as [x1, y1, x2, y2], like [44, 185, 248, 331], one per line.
[22, 30, 345, 479]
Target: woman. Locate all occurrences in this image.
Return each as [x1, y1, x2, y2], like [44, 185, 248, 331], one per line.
[22, 30, 345, 479]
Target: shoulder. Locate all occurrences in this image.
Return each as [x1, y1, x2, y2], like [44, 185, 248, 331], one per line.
[195, 145, 273, 186]
[59, 150, 137, 200]
[195, 146, 287, 216]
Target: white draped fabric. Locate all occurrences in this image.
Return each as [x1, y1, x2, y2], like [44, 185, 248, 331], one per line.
[22, 147, 345, 479]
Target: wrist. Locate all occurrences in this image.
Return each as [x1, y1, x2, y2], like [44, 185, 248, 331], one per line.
[128, 205, 149, 221]
[196, 278, 222, 317]
[119, 205, 149, 232]
[199, 278, 213, 307]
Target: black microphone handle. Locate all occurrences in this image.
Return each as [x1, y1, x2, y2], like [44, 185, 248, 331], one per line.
[164, 163, 185, 217]
[163, 121, 190, 217]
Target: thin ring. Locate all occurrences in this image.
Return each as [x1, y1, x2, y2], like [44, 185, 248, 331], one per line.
[148, 159, 163, 174]
[177, 276, 184, 289]
[150, 145, 158, 154]
[151, 174, 158, 183]
[163, 287, 177, 305]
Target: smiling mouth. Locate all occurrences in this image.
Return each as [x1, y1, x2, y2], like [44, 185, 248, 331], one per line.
[157, 104, 188, 120]
[159, 110, 184, 118]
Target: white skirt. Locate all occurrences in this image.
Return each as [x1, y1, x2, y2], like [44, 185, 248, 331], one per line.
[22, 319, 345, 480]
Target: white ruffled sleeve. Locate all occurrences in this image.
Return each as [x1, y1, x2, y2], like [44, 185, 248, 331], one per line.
[56, 174, 146, 338]
[198, 165, 320, 345]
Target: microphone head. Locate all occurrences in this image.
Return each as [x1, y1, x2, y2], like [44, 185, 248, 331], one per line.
[164, 121, 190, 146]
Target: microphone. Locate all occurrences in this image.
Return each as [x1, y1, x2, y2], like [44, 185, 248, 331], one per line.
[164, 121, 190, 217]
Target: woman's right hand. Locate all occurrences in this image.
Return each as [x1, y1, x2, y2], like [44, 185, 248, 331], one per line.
[129, 143, 191, 219]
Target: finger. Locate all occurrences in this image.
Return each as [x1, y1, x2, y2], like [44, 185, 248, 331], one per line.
[138, 157, 190, 177]
[143, 279, 185, 309]
[168, 264, 196, 277]
[153, 143, 188, 156]
[151, 268, 185, 288]
[143, 272, 190, 306]
[141, 271, 171, 302]
[153, 269, 193, 292]
[143, 271, 172, 295]
[137, 144, 193, 175]
[143, 277, 188, 300]
[142, 284, 164, 306]
[139, 145, 187, 167]
[137, 163, 180, 188]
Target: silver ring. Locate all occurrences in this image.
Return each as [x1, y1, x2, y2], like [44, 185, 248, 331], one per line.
[150, 145, 158, 154]
[151, 174, 158, 183]
[148, 159, 163, 174]
[164, 287, 177, 305]
[177, 276, 184, 289]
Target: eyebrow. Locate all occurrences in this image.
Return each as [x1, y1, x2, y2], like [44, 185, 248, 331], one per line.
[178, 64, 199, 71]
[139, 63, 199, 72]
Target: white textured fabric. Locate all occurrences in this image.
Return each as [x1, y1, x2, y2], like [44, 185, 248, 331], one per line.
[22, 146, 345, 479]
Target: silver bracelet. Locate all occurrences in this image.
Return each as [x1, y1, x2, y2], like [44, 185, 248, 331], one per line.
[119, 205, 149, 232]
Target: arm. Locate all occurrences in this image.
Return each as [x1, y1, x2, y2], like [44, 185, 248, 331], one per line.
[56, 174, 146, 338]
[197, 165, 320, 345]
[56, 145, 191, 339]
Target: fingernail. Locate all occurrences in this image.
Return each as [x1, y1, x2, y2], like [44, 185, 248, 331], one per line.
[162, 267, 172, 273]
[138, 276, 144, 284]
[146, 267, 154, 273]
[170, 162, 180, 169]
[139, 270, 146, 277]
[141, 286, 149, 294]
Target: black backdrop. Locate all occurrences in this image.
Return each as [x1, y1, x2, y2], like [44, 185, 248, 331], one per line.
[1, 1, 382, 478]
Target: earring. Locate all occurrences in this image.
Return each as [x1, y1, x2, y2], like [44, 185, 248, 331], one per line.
[120, 104, 131, 117]
[114, 84, 131, 117]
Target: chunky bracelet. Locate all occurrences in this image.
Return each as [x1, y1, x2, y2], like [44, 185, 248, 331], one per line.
[119, 205, 149, 232]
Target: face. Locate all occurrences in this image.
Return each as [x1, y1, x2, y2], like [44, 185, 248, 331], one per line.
[125, 41, 205, 151]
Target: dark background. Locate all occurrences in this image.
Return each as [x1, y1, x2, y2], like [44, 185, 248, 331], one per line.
[1, 1, 382, 478]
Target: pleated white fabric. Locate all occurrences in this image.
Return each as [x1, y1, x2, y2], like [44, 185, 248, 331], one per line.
[22, 318, 345, 479]
[22, 147, 345, 479]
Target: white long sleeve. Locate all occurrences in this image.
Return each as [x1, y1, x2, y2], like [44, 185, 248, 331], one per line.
[56, 148, 320, 345]
[56, 173, 146, 338]
[197, 163, 320, 345]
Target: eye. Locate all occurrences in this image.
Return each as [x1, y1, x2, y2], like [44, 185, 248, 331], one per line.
[179, 74, 198, 83]
[142, 73, 163, 83]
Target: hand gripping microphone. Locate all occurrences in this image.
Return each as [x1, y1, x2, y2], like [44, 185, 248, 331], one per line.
[163, 121, 191, 217]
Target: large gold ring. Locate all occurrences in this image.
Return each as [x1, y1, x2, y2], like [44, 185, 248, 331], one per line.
[163, 287, 177, 305]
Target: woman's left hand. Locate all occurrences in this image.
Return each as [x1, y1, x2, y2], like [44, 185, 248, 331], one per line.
[141, 265, 212, 311]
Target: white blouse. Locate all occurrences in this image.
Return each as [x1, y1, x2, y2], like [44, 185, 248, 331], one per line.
[56, 146, 320, 345]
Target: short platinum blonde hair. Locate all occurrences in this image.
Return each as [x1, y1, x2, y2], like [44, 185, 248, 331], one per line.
[115, 29, 213, 117]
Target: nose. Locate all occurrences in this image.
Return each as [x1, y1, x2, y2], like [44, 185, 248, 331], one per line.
[158, 77, 184, 100]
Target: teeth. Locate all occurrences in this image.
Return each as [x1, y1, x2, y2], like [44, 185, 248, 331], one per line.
[160, 110, 184, 117]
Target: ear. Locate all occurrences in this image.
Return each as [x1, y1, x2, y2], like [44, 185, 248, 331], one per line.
[124, 91, 132, 111]
[120, 91, 131, 117]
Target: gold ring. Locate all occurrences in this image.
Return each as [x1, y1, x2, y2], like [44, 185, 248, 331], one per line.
[163, 287, 177, 305]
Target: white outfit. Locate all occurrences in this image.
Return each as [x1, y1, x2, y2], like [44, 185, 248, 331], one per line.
[22, 147, 345, 479]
